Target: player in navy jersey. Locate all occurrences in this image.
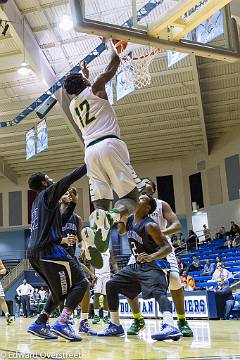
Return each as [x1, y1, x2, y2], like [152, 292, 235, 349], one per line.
[27, 164, 89, 341]
[98, 194, 182, 340]
[60, 191, 97, 336]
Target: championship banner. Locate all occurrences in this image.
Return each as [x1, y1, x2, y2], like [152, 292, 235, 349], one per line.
[119, 297, 156, 318]
[26, 127, 36, 160]
[156, 295, 209, 318]
[36, 119, 48, 154]
[196, 10, 224, 44]
[105, 80, 114, 105]
[116, 67, 135, 101]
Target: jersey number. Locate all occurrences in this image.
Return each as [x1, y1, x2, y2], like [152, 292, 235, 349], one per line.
[130, 242, 138, 256]
[75, 100, 96, 128]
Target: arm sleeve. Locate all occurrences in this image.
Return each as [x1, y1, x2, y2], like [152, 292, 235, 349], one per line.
[44, 164, 87, 209]
[61, 202, 76, 226]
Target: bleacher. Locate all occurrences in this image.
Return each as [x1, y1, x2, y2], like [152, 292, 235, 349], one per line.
[3, 259, 22, 274]
[181, 239, 240, 289]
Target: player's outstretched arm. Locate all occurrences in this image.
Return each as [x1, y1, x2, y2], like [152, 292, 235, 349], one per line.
[0, 260, 6, 275]
[45, 164, 87, 209]
[92, 49, 120, 99]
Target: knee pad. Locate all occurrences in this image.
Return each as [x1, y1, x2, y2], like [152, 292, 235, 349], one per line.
[169, 271, 182, 291]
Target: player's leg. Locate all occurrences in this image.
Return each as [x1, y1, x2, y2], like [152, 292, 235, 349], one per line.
[102, 295, 110, 324]
[126, 296, 145, 335]
[93, 291, 101, 324]
[79, 283, 97, 335]
[138, 265, 182, 341]
[0, 292, 13, 325]
[168, 252, 193, 337]
[98, 265, 141, 336]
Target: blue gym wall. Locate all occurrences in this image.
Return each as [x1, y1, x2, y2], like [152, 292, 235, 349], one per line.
[0, 229, 27, 260]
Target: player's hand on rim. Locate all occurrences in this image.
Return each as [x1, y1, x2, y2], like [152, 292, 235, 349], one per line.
[137, 252, 154, 263]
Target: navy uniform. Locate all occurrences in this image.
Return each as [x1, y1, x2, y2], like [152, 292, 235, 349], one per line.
[61, 213, 80, 257]
[27, 165, 88, 313]
[106, 214, 171, 309]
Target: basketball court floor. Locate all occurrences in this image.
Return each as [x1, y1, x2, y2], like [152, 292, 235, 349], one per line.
[1, 318, 240, 360]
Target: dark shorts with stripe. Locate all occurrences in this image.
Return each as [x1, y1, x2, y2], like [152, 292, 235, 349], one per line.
[28, 244, 87, 303]
[109, 262, 169, 300]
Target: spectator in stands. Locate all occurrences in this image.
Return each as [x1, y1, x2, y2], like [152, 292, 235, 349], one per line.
[229, 221, 240, 237]
[188, 255, 201, 272]
[186, 230, 198, 251]
[203, 225, 211, 244]
[211, 263, 232, 283]
[16, 279, 34, 318]
[38, 287, 46, 302]
[180, 271, 195, 291]
[223, 235, 232, 248]
[232, 233, 240, 248]
[215, 256, 222, 266]
[177, 256, 187, 275]
[214, 279, 235, 320]
[216, 227, 226, 239]
[202, 259, 215, 276]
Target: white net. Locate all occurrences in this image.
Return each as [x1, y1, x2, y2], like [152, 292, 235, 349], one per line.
[118, 45, 159, 89]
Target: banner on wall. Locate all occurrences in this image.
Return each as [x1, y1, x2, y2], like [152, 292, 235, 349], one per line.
[196, 10, 223, 44]
[119, 297, 156, 318]
[116, 66, 135, 101]
[105, 80, 114, 104]
[36, 119, 48, 154]
[119, 294, 209, 318]
[26, 127, 36, 160]
[156, 295, 209, 318]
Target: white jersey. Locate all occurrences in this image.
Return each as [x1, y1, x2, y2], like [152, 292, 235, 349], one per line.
[69, 87, 120, 147]
[151, 198, 167, 230]
[95, 250, 111, 277]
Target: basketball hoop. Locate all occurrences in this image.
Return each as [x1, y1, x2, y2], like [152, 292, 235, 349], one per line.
[114, 41, 161, 89]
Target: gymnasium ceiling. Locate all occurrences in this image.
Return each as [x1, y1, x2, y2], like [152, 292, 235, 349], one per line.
[0, 0, 240, 184]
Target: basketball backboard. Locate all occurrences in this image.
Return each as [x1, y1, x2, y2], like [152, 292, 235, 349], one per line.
[70, 0, 240, 62]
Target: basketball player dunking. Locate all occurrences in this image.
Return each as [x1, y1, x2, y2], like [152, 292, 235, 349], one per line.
[64, 42, 145, 259]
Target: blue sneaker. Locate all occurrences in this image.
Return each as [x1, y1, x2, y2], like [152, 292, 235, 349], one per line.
[51, 321, 82, 341]
[28, 322, 58, 340]
[151, 323, 182, 341]
[79, 319, 97, 336]
[98, 322, 124, 337]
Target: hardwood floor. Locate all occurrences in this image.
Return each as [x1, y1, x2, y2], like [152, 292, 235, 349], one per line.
[1, 318, 240, 359]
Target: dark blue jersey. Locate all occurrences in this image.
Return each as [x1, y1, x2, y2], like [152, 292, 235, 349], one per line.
[126, 215, 160, 261]
[61, 213, 80, 257]
[28, 164, 86, 253]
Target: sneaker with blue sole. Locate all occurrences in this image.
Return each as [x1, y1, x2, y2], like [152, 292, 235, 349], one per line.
[151, 323, 182, 341]
[98, 322, 124, 337]
[79, 319, 97, 336]
[51, 321, 82, 341]
[28, 322, 58, 340]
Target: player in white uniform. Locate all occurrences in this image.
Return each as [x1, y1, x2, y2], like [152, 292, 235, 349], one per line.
[92, 250, 111, 325]
[0, 259, 13, 324]
[126, 179, 193, 337]
[64, 44, 144, 261]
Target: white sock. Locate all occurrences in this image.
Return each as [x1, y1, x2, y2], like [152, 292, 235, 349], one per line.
[80, 313, 88, 321]
[162, 311, 174, 327]
[94, 309, 98, 316]
[110, 312, 120, 326]
[103, 310, 108, 317]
